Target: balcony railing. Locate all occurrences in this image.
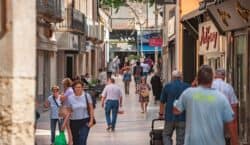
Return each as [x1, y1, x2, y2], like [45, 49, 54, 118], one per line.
[37, 0, 64, 22]
[57, 8, 85, 33]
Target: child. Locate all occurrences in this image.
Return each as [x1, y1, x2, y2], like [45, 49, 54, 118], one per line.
[138, 77, 151, 113]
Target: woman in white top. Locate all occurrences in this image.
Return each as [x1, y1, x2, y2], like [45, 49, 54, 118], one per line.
[44, 85, 62, 145]
[65, 80, 95, 145]
[61, 78, 74, 145]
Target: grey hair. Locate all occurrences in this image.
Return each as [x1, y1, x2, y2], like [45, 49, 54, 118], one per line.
[215, 68, 226, 76]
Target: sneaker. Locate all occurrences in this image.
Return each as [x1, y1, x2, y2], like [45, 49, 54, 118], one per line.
[106, 126, 112, 132]
[111, 127, 115, 132]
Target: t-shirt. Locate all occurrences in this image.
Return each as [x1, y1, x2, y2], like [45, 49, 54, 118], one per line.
[160, 80, 190, 121]
[102, 84, 122, 100]
[48, 95, 61, 119]
[175, 86, 234, 145]
[63, 87, 74, 106]
[212, 78, 238, 105]
[68, 93, 93, 120]
[141, 63, 150, 73]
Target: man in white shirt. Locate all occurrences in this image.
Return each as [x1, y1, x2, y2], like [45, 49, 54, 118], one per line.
[101, 78, 123, 132]
[212, 68, 238, 144]
[141, 61, 150, 80]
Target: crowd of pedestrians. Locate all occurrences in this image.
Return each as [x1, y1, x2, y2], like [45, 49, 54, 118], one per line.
[38, 54, 239, 145]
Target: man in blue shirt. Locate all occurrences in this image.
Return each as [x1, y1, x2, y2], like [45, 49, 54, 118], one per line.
[159, 70, 190, 145]
[173, 65, 238, 145]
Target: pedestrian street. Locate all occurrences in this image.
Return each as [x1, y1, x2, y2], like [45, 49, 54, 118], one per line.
[35, 75, 171, 145]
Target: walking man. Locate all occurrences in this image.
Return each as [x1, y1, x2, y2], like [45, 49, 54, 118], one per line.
[101, 78, 123, 132]
[173, 65, 238, 145]
[159, 70, 190, 145]
[212, 68, 239, 144]
[133, 61, 143, 93]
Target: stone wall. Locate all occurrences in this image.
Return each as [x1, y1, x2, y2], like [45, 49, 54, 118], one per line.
[0, 0, 36, 144]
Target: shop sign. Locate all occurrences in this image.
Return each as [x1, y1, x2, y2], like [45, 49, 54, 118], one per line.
[168, 16, 175, 37]
[208, 0, 250, 32]
[149, 38, 163, 47]
[199, 21, 219, 54]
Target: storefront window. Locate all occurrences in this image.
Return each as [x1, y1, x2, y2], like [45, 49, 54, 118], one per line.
[234, 34, 248, 141]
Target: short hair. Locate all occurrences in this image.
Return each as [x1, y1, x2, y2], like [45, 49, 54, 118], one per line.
[136, 61, 140, 65]
[62, 78, 72, 88]
[215, 68, 226, 77]
[99, 68, 103, 72]
[109, 78, 115, 83]
[72, 80, 84, 91]
[51, 85, 60, 91]
[197, 65, 213, 85]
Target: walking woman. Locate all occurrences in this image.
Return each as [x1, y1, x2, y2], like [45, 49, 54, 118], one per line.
[138, 77, 151, 113]
[150, 71, 162, 104]
[68, 80, 95, 145]
[61, 78, 74, 145]
[44, 85, 62, 145]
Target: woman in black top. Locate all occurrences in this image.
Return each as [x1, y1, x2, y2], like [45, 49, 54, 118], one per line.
[150, 71, 163, 104]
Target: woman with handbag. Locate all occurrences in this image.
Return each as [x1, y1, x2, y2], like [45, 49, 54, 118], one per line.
[138, 77, 151, 113]
[44, 85, 62, 145]
[66, 80, 95, 145]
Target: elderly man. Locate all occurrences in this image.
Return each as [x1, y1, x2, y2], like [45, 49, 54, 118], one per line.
[101, 78, 123, 132]
[212, 68, 239, 144]
[173, 65, 238, 145]
[159, 70, 190, 145]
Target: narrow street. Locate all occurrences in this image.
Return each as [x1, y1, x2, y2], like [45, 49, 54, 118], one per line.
[35, 76, 166, 145]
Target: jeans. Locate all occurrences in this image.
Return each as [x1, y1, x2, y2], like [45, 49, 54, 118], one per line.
[105, 100, 119, 129]
[162, 121, 185, 145]
[124, 81, 130, 94]
[50, 119, 62, 144]
[70, 118, 90, 145]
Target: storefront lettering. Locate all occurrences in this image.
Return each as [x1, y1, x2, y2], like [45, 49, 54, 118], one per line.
[200, 26, 218, 50]
[236, 1, 250, 23]
[217, 8, 231, 27]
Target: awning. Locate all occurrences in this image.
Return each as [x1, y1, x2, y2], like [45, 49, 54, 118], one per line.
[207, 0, 250, 33]
[181, 9, 206, 22]
[181, 9, 206, 38]
[140, 45, 162, 54]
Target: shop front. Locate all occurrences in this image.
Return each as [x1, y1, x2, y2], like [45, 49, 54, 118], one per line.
[198, 20, 226, 71]
[208, 0, 250, 143]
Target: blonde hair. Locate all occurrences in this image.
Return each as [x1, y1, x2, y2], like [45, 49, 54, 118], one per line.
[62, 78, 73, 88]
[51, 85, 60, 91]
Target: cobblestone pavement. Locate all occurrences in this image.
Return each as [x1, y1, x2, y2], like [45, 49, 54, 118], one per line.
[35, 75, 169, 145]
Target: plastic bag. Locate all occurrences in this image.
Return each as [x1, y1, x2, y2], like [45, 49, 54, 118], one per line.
[54, 131, 67, 145]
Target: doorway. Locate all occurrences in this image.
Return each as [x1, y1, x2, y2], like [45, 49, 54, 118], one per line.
[66, 55, 74, 79]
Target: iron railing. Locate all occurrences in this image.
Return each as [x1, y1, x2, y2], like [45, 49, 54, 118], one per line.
[37, 0, 64, 22]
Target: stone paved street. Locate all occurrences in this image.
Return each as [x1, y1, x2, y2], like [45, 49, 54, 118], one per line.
[35, 76, 169, 145]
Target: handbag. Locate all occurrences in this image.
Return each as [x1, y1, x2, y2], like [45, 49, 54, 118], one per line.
[140, 89, 150, 97]
[85, 94, 96, 125]
[54, 131, 67, 145]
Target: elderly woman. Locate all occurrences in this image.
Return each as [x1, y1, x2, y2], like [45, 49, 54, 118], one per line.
[66, 80, 95, 145]
[44, 85, 62, 145]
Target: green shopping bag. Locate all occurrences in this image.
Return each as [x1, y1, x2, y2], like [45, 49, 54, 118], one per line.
[54, 131, 67, 145]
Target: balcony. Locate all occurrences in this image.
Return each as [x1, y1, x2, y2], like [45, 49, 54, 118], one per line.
[37, 0, 64, 23]
[57, 8, 85, 34]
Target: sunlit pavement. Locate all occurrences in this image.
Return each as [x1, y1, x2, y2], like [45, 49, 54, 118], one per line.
[35, 75, 168, 145]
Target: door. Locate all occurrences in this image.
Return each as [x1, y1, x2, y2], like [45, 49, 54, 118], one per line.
[66, 55, 74, 79]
